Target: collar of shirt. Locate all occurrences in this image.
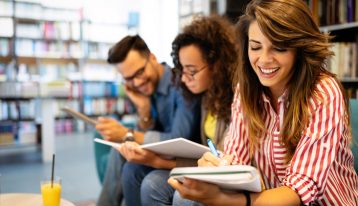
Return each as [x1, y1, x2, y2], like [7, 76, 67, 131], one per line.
[155, 62, 171, 96]
[261, 89, 289, 105]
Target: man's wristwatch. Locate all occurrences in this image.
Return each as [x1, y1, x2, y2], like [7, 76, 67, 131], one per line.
[140, 116, 151, 123]
[124, 128, 135, 142]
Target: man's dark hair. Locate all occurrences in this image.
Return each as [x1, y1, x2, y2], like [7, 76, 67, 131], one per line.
[107, 35, 150, 64]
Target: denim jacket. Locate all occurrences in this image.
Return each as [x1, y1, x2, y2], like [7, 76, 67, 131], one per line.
[142, 63, 201, 144]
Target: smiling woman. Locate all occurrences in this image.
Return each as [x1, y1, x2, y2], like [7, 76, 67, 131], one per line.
[248, 21, 296, 102]
[168, 0, 358, 206]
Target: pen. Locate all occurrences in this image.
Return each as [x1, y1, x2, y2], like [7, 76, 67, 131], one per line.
[207, 139, 219, 157]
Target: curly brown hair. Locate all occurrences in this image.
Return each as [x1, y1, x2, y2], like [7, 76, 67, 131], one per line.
[171, 15, 239, 123]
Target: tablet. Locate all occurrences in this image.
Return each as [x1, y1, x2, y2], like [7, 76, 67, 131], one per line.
[61, 107, 98, 126]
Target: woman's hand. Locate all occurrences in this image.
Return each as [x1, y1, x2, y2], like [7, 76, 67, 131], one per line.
[168, 177, 222, 205]
[197, 152, 234, 167]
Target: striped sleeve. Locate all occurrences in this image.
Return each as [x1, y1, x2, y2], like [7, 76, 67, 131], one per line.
[224, 84, 251, 165]
[283, 77, 358, 205]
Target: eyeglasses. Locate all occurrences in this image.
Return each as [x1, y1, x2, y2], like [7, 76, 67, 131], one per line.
[122, 59, 149, 84]
[172, 65, 207, 81]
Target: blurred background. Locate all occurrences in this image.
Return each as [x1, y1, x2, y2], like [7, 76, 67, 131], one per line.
[2, 0, 357, 205]
[0, 0, 249, 204]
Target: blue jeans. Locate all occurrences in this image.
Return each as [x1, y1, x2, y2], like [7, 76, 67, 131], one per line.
[173, 190, 204, 206]
[141, 169, 175, 206]
[97, 149, 126, 206]
[121, 163, 175, 206]
[121, 163, 155, 206]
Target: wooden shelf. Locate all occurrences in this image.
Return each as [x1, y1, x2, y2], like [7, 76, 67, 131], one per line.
[320, 22, 358, 33]
[0, 56, 12, 64]
[83, 95, 118, 99]
[17, 56, 80, 65]
[341, 79, 358, 88]
[14, 16, 78, 24]
[0, 142, 39, 149]
[0, 118, 36, 122]
[16, 36, 80, 43]
[0, 96, 37, 100]
[85, 58, 108, 64]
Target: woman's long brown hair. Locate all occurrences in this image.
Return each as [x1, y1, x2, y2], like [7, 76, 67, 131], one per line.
[234, 0, 351, 161]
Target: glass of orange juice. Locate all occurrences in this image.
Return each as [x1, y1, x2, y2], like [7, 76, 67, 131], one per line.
[41, 177, 62, 206]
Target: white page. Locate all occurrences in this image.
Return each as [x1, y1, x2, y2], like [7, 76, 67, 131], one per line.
[170, 165, 262, 192]
[94, 137, 210, 159]
[140, 138, 211, 159]
[94, 138, 122, 148]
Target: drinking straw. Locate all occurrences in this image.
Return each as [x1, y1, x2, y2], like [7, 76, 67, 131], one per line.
[51, 154, 55, 188]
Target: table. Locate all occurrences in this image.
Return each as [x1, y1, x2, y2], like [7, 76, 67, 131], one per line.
[0, 193, 75, 206]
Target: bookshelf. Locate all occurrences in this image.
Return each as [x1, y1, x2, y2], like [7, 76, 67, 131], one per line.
[177, 0, 250, 30]
[305, 0, 358, 98]
[0, 0, 135, 161]
[178, 0, 210, 30]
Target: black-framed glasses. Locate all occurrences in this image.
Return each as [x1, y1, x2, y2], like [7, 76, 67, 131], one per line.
[122, 59, 149, 84]
[172, 65, 207, 81]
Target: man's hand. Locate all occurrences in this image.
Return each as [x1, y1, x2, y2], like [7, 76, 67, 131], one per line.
[124, 85, 151, 116]
[95, 117, 127, 142]
[117, 141, 159, 167]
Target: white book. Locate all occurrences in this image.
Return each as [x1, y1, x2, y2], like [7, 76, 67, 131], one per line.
[170, 165, 262, 192]
[94, 138, 122, 148]
[94, 137, 211, 159]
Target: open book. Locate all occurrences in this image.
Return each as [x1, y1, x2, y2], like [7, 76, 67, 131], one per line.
[94, 137, 211, 159]
[170, 165, 262, 192]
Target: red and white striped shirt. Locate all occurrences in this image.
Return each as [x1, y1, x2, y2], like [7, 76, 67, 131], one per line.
[224, 76, 358, 205]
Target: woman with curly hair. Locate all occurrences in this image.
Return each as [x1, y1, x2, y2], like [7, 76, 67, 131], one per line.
[168, 14, 238, 206]
[171, 14, 237, 148]
[169, 0, 358, 205]
[119, 15, 239, 206]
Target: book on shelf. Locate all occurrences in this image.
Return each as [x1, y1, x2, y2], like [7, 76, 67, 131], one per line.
[329, 42, 358, 79]
[306, 0, 358, 26]
[0, 122, 15, 145]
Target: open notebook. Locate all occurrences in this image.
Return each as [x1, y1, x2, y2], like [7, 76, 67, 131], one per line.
[94, 137, 211, 159]
[170, 165, 262, 192]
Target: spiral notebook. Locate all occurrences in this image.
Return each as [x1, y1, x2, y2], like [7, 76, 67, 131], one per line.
[170, 165, 262, 192]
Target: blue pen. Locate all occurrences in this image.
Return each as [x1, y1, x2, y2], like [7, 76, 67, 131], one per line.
[207, 139, 219, 157]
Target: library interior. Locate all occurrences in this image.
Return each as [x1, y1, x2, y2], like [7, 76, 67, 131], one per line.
[0, 0, 357, 206]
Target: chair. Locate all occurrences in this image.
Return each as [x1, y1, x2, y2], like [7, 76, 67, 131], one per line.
[93, 118, 137, 184]
[93, 131, 111, 184]
[349, 99, 358, 172]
